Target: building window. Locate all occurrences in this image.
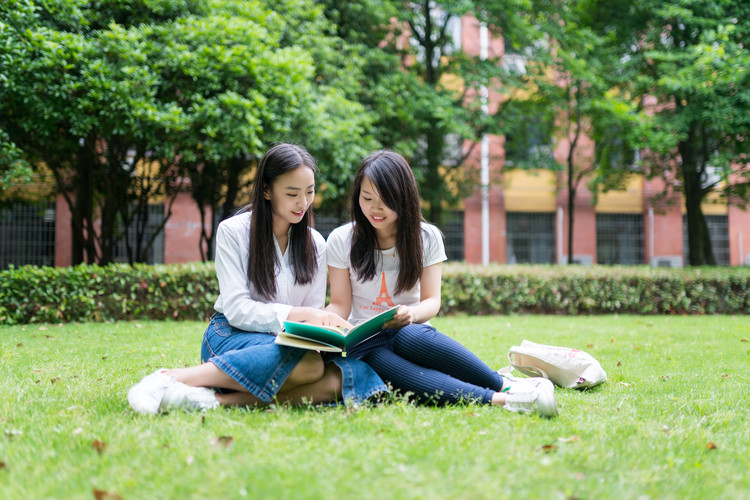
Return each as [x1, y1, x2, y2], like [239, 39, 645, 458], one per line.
[596, 214, 644, 265]
[113, 204, 165, 264]
[503, 102, 555, 168]
[441, 211, 464, 261]
[313, 213, 348, 240]
[682, 214, 729, 265]
[506, 212, 555, 264]
[0, 201, 56, 269]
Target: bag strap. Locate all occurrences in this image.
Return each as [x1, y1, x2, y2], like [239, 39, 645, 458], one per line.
[508, 351, 550, 379]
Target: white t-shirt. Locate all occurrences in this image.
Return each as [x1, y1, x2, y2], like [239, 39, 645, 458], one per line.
[213, 211, 327, 333]
[326, 222, 447, 326]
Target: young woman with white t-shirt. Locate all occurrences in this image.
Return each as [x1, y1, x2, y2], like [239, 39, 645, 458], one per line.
[127, 144, 387, 414]
[326, 150, 557, 417]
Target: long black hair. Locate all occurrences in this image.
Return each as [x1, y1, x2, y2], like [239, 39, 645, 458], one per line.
[350, 150, 424, 294]
[247, 143, 318, 300]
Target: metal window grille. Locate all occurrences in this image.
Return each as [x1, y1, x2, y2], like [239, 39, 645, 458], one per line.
[313, 211, 464, 261]
[506, 212, 556, 264]
[596, 213, 644, 265]
[682, 214, 729, 265]
[0, 201, 56, 269]
[313, 213, 348, 240]
[112, 204, 165, 264]
[440, 211, 464, 261]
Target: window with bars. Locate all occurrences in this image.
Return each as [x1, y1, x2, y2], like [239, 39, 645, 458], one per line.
[596, 213, 644, 265]
[112, 204, 165, 264]
[313, 213, 348, 240]
[0, 201, 56, 269]
[506, 212, 556, 264]
[314, 211, 465, 262]
[682, 214, 729, 265]
[440, 211, 464, 262]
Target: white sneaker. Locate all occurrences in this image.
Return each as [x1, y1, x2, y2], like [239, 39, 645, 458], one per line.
[501, 375, 558, 418]
[159, 383, 219, 413]
[127, 369, 179, 415]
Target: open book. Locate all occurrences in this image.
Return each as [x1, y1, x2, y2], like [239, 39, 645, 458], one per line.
[274, 306, 399, 353]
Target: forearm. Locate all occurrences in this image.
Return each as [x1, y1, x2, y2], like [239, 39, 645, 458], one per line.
[410, 297, 441, 324]
[325, 302, 350, 321]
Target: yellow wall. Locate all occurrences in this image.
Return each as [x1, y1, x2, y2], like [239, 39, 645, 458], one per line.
[503, 169, 557, 211]
[595, 174, 643, 214]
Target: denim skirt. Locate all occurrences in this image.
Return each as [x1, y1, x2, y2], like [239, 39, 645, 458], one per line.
[201, 313, 388, 406]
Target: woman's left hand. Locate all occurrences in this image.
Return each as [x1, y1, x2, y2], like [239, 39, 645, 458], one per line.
[382, 305, 414, 329]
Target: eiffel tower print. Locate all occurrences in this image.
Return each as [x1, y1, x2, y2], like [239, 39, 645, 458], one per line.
[372, 271, 395, 307]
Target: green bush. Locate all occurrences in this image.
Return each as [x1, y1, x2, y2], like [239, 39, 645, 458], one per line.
[1, 262, 748, 324]
[441, 263, 750, 315]
[0, 263, 217, 325]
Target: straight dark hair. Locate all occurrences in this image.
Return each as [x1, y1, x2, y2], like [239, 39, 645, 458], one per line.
[350, 150, 424, 294]
[247, 143, 318, 300]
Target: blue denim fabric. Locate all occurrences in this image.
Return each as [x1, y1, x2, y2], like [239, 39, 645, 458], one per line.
[202, 313, 388, 406]
[201, 313, 307, 403]
[322, 354, 389, 406]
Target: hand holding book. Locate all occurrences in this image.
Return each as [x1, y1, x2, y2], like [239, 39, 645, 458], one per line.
[275, 306, 399, 353]
[380, 305, 413, 330]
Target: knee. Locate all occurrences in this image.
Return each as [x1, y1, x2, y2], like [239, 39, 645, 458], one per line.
[393, 324, 435, 350]
[290, 351, 325, 385]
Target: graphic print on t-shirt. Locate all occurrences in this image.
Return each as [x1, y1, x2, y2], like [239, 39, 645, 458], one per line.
[372, 271, 395, 308]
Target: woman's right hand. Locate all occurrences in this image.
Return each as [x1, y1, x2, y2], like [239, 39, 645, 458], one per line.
[287, 307, 353, 330]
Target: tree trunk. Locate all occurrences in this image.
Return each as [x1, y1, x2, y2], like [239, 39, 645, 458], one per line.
[566, 84, 582, 265]
[425, 125, 444, 226]
[678, 128, 716, 266]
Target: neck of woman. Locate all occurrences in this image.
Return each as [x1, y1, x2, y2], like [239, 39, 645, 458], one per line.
[272, 218, 291, 255]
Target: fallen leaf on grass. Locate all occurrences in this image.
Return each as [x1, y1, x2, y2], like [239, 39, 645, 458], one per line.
[16, 343, 22, 347]
[557, 435, 579, 443]
[0, 461, 6, 470]
[586, 343, 594, 348]
[617, 361, 622, 366]
[91, 440, 107, 454]
[741, 339, 749, 343]
[211, 436, 233, 448]
[39, 326, 47, 331]
[706, 442, 717, 450]
[722, 374, 729, 379]
[620, 382, 632, 387]
[50, 377, 61, 384]
[93, 489, 123, 500]
[539, 443, 557, 453]
[464, 411, 479, 417]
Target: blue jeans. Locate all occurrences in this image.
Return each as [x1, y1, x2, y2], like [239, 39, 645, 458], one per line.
[348, 323, 503, 405]
[201, 313, 388, 406]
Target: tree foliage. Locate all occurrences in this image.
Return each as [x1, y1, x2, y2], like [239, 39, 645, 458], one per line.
[0, 0, 378, 262]
[579, 0, 750, 265]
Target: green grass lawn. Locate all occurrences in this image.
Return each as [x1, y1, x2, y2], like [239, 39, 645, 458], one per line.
[1, 315, 749, 499]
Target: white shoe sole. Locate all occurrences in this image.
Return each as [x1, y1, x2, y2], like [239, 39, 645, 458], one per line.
[535, 381, 558, 418]
[127, 369, 172, 415]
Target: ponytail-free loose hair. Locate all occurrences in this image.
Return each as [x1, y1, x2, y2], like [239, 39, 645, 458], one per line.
[247, 143, 318, 300]
[350, 150, 424, 294]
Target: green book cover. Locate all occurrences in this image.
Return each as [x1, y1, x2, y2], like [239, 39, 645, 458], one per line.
[275, 306, 399, 353]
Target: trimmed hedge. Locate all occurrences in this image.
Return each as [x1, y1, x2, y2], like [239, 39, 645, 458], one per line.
[441, 263, 750, 315]
[0, 263, 217, 325]
[1, 262, 749, 324]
